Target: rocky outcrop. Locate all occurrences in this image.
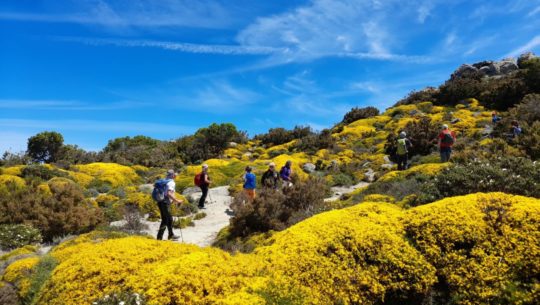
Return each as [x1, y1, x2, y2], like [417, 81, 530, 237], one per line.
[452, 53, 534, 79]
[302, 163, 316, 173]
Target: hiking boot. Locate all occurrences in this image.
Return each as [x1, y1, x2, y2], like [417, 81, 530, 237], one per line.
[198, 205, 206, 209]
[168, 235, 181, 241]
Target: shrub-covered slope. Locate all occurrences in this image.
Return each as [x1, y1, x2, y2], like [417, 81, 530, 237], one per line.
[2, 193, 538, 305]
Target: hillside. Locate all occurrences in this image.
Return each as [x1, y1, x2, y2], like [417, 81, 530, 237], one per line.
[0, 53, 539, 305]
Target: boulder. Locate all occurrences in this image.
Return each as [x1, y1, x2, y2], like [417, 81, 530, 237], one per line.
[518, 52, 537, 68]
[302, 163, 316, 173]
[479, 64, 499, 76]
[451, 118, 461, 124]
[452, 64, 478, 78]
[228, 142, 238, 148]
[364, 168, 376, 183]
[182, 186, 200, 197]
[381, 164, 393, 170]
[497, 60, 519, 74]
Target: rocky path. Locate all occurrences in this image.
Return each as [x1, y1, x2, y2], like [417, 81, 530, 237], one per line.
[324, 182, 370, 202]
[138, 186, 233, 247]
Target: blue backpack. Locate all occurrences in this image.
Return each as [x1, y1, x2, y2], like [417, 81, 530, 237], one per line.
[152, 179, 171, 202]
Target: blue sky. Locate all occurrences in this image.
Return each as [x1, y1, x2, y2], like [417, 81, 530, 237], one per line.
[1, 0, 539, 152]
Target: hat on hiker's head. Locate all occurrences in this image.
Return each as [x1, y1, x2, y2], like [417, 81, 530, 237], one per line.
[399, 131, 406, 138]
[202, 164, 209, 169]
[442, 124, 449, 129]
[268, 162, 276, 167]
[166, 169, 177, 178]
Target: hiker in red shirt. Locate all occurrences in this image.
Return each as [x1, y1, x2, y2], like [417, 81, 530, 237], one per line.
[437, 124, 456, 162]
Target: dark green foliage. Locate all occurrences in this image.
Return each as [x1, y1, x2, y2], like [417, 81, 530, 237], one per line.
[186, 123, 247, 162]
[1, 152, 30, 167]
[255, 126, 314, 146]
[513, 93, 540, 125]
[291, 129, 335, 154]
[103, 135, 160, 153]
[395, 87, 439, 106]
[422, 157, 540, 202]
[332, 173, 355, 187]
[56, 144, 97, 165]
[515, 121, 540, 160]
[436, 71, 484, 106]
[479, 77, 528, 110]
[354, 174, 434, 205]
[230, 177, 328, 237]
[0, 224, 42, 250]
[0, 182, 104, 242]
[21, 164, 67, 181]
[26, 131, 64, 163]
[25, 255, 58, 305]
[341, 106, 380, 125]
[520, 57, 540, 92]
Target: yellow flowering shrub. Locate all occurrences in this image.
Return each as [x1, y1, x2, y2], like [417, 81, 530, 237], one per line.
[0, 174, 26, 193]
[0, 245, 38, 262]
[73, 163, 140, 187]
[2, 256, 39, 299]
[378, 163, 450, 182]
[36, 183, 52, 196]
[363, 194, 395, 203]
[2, 165, 25, 176]
[67, 171, 95, 188]
[95, 194, 120, 207]
[404, 193, 540, 305]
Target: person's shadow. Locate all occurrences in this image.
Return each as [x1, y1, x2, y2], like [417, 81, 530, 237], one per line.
[225, 208, 235, 216]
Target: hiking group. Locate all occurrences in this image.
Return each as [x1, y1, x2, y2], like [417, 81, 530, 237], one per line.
[151, 161, 294, 240]
[393, 124, 457, 171]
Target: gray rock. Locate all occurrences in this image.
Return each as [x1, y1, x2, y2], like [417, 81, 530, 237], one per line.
[242, 152, 253, 158]
[451, 118, 461, 124]
[452, 64, 478, 78]
[381, 164, 393, 170]
[409, 109, 419, 116]
[302, 163, 316, 173]
[498, 60, 519, 74]
[139, 184, 153, 194]
[364, 168, 376, 182]
[228, 142, 238, 148]
[479, 64, 498, 76]
[383, 155, 392, 164]
[518, 52, 537, 68]
[182, 186, 200, 197]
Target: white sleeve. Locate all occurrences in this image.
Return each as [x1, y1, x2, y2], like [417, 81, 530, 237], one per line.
[167, 180, 176, 192]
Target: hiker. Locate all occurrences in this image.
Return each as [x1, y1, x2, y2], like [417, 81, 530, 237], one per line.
[195, 164, 211, 209]
[437, 124, 456, 162]
[243, 166, 256, 200]
[396, 131, 412, 170]
[261, 162, 279, 189]
[491, 111, 501, 124]
[280, 160, 293, 187]
[156, 170, 183, 241]
[508, 120, 522, 139]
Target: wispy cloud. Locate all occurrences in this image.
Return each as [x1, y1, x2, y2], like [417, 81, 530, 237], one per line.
[0, 0, 237, 29]
[0, 118, 194, 135]
[0, 99, 148, 110]
[59, 37, 284, 56]
[505, 35, 540, 57]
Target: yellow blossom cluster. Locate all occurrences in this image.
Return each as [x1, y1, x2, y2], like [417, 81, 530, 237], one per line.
[2, 193, 538, 305]
[0, 174, 26, 192]
[1, 256, 39, 299]
[73, 162, 140, 187]
[377, 163, 450, 182]
[1, 165, 25, 176]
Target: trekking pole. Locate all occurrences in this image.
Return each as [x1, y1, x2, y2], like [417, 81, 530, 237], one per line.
[178, 224, 184, 242]
[208, 190, 214, 204]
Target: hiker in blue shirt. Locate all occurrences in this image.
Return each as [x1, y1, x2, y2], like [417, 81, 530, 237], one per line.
[280, 160, 293, 187]
[243, 166, 256, 200]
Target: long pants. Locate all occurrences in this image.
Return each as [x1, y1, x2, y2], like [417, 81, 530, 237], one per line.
[199, 185, 208, 207]
[157, 201, 174, 240]
[440, 147, 452, 162]
[396, 154, 408, 170]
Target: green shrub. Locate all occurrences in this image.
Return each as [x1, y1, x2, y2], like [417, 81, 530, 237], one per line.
[173, 217, 194, 229]
[516, 121, 540, 160]
[395, 87, 438, 106]
[332, 173, 355, 187]
[21, 165, 67, 181]
[255, 126, 313, 146]
[340, 106, 380, 125]
[193, 212, 207, 220]
[0, 182, 104, 242]
[292, 129, 335, 154]
[24, 255, 58, 304]
[230, 177, 328, 237]
[0, 224, 42, 250]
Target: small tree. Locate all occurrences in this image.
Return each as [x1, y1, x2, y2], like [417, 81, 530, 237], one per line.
[27, 131, 64, 163]
[341, 106, 380, 125]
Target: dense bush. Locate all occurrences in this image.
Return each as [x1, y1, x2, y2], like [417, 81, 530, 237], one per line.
[479, 76, 528, 110]
[0, 224, 42, 251]
[340, 106, 380, 125]
[395, 87, 439, 106]
[516, 121, 540, 160]
[0, 284, 20, 305]
[26, 131, 64, 163]
[255, 125, 314, 146]
[21, 164, 67, 181]
[230, 177, 328, 237]
[0, 182, 104, 241]
[291, 129, 335, 154]
[385, 117, 439, 160]
[436, 70, 484, 106]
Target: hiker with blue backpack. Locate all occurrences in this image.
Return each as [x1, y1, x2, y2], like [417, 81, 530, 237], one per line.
[396, 131, 412, 170]
[152, 169, 183, 241]
[437, 124, 456, 162]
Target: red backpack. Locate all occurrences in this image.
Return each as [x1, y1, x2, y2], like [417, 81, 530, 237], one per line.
[194, 172, 203, 187]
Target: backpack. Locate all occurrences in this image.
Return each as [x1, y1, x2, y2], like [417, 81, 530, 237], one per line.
[396, 138, 408, 155]
[441, 131, 455, 145]
[194, 172, 203, 187]
[152, 179, 171, 202]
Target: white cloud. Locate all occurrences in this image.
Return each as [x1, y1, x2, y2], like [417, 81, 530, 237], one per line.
[0, 99, 148, 110]
[417, 2, 433, 23]
[0, 0, 236, 29]
[236, 0, 427, 63]
[60, 37, 284, 55]
[505, 35, 540, 57]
